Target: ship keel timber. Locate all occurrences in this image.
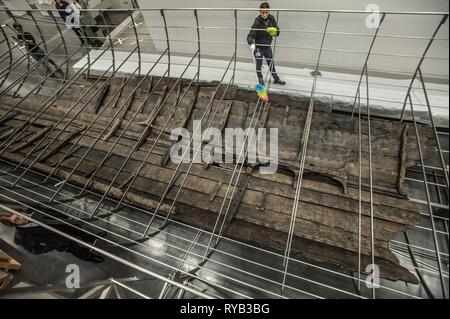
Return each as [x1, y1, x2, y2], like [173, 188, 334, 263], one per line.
[0, 75, 437, 284]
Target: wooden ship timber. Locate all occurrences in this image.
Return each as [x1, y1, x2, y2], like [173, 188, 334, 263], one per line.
[0, 75, 437, 283]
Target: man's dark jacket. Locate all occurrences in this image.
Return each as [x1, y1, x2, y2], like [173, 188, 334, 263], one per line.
[13, 211, 96, 255]
[247, 14, 280, 47]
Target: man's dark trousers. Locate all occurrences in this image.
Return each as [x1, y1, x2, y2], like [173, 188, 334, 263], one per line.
[254, 46, 279, 82]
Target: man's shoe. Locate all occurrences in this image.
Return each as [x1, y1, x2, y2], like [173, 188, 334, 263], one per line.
[274, 78, 286, 85]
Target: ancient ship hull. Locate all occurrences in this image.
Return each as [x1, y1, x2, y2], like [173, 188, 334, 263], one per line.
[0, 75, 437, 283]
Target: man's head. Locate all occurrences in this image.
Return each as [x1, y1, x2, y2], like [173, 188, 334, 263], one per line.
[0, 211, 29, 227]
[13, 23, 23, 34]
[260, 2, 270, 19]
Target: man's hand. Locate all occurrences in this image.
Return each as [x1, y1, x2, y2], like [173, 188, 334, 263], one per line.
[266, 27, 277, 36]
[250, 43, 256, 52]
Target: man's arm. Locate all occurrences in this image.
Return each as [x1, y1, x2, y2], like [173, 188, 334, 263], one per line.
[247, 18, 259, 45]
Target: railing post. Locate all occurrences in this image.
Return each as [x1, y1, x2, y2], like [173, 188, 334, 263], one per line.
[0, 25, 13, 90]
[48, 10, 69, 85]
[233, 9, 237, 82]
[27, 10, 49, 95]
[194, 9, 200, 80]
[351, 12, 386, 117]
[399, 14, 448, 122]
[129, 10, 141, 75]
[99, 10, 115, 72]
[160, 9, 170, 77]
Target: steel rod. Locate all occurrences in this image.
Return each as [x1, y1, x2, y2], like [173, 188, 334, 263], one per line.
[407, 93, 447, 298]
[113, 51, 199, 211]
[399, 14, 448, 121]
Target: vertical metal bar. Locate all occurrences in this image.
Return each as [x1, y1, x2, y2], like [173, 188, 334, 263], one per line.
[49, 65, 141, 200]
[267, 10, 280, 88]
[12, 48, 30, 97]
[0, 45, 85, 153]
[273, 11, 280, 59]
[0, 17, 123, 126]
[76, 51, 168, 203]
[160, 9, 170, 77]
[233, 10, 237, 81]
[208, 8, 287, 255]
[0, 42, 64, 96]
[399, 14, 448, 122]
[365, 66, 376, 299]
[0, 41, 22, 62]
[100, 11, 115, 72]
[12, 64, 114, 176]
[194, 9, 200, 78]
[280, 12, 331, 294]
[403, 231, 435, 299]
[357, 88, 362, 292]
[0, 26, 13, 90]
[407, 93, 447, 298]
[114, 51, 199, 211]
[129, 10, 141, 75]
[48, 10, 69, 84]
[0, 22, 48, 78]
[88, 68, 172, 217]
[418, 68, 449, 190]
[35, 49, 138, 184]
[5, 9, 28, 98]
[204, 33, 282, 261]
[0, 203, 213, 299]
[27, 10, 49, 95]
[159, 72, 233, 231]
[351, 13, 386, 118]
[142, 55, 236, 237]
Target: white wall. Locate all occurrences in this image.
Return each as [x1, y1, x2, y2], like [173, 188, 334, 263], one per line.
[136, 0, 449, 79]
[3, 0, 32, 16]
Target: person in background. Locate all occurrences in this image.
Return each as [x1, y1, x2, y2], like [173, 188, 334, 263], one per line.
[13, 23, 63, 77]
[54, 0, 85, 45]
[247, 2, 286, 86]
[0, 208, 105, 263]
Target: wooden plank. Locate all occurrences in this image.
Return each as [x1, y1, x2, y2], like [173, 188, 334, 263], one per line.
[258, 102, 271, 128]
[137, 86, 169, 126]
[0, 249, 21, 271]
[111, 78, 126, 109]
[51, 145, 82, 167]
[2, 151, 175, 215]
[218, 100, 232, 133]
[10, 125, 53, 153]
[94, 82, 110, 114]
[223, 174, 250, 230]
[38, 126, 86, 162]
[209, 181, 223, 202]
[398, 125, 409, 195]
[140, 76, 153, 113]
[0, 270, 13, 290]
[0, 80, 431, 283]
[255, 191, 268, 211]
[136, 86, 169, 149]
[0, 127, 18, 142]
[103, 91, 135, 141]
[282, 105, 289, 134]
[161, 86, 199, 166]
[0, 112, 17, 126]
[179, 85, 199, 129]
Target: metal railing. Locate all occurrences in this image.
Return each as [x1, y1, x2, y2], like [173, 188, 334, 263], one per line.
[0, 6, 448, 300]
